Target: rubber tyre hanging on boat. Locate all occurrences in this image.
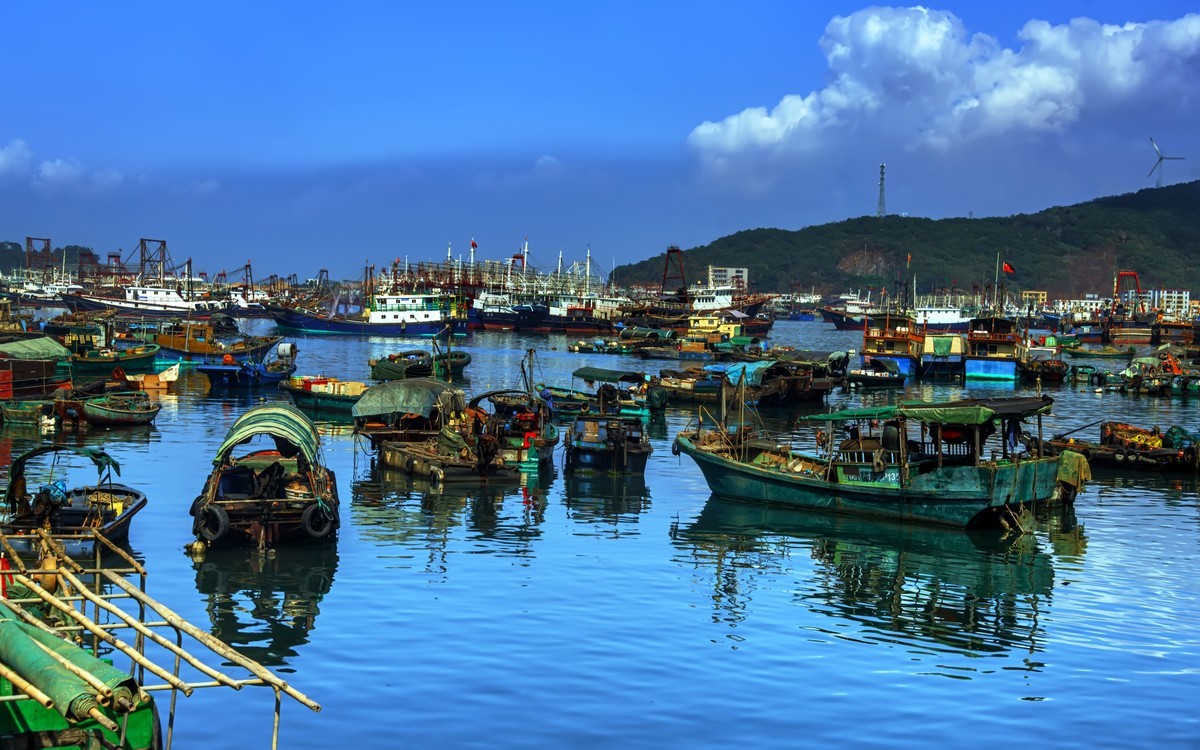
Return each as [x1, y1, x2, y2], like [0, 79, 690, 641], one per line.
[197, 505, 230, 543]
[429, 466, 445, 487]
[671, 440, 681, 456]
[301, 503, 336, 540]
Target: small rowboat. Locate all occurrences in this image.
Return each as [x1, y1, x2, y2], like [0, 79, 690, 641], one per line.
[82, 392, 162, 426]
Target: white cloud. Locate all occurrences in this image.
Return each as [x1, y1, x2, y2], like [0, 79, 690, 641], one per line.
[0, 139, 34, 177]
[474, 154, 567, 189]
[688, 7, 1200, 173]
[34, 158, 85, 190]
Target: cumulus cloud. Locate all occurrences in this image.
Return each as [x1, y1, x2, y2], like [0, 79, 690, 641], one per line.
[689, 7, 1200, 171]
[34, 158, 85, 190]
[474, 154, 567, 189]
[0, 139, 34, 177]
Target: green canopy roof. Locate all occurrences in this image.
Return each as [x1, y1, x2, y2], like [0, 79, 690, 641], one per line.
[572, 366, 647, 383]
[797, 397, 1052, 425]
[0, 335, 70, 360]
[215, 403, 322, 466]
[352, 378, 466, 419]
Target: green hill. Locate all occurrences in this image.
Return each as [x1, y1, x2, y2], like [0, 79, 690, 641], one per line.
[612, 181, 1200, 298]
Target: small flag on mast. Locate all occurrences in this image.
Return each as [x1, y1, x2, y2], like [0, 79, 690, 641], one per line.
[1002, 261, 1015, 274]
[470, 239, 478, 249]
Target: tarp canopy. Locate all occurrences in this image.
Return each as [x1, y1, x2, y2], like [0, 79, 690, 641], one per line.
[215, 403, 322, 466]
[0, 335, 70, 360]
[797, 397, 1053, 425]
[352, 378, 466, 419]
[702, 360, 775, 387]
[572, 366, 646, 384]
[4, 445, 121, 510]
[618, 327, 675, 340]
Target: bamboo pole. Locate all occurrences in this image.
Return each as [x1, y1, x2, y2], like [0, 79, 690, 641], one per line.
[0, 661, 55, 709]
[27, 637, 114, 701]
[56, 568, 239, 689]
[100, 571, 320, 712]
[12, 574, 192, 695]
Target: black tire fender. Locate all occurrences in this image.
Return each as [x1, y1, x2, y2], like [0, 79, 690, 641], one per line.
[302, 503, 336, 539]
[671, 440, 681, 457]
[198, 504, 230, 543]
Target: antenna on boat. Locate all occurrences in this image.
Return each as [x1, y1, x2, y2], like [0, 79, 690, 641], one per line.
[1148, 137, 1184, 188]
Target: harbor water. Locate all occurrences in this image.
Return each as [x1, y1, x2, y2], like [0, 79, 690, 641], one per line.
[4, 320, 1197, 748]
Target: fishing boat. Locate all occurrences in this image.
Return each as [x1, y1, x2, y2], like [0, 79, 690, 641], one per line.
[81, 391, 161, 427]
[369, 350, 434, 380]
[1063, 344, 1137, 358]
[844, 357, 906, 389]
[0, 399, 55, 425]
[352, 378, 467, 450]
[191, 402, 340, 547]
[122, 361, 181, 392]
[1019, 356, 1070, 383]
[279, 375, 367, 414]
[197, 342, 298, 388]
[673, 397, 1087, 529]
[0, 445, 148, 556]
[537, 366, 666, 421]
[70, 343, 161, 375]
[658, 361, 833, 407]
[379, 433, 521, 485]
[152, 319, 283, 363]
[963, 317, 1023, 381]
[67, 283, 231, 318]
[563, 414, 653, 475]
[468, 389, 560, 472]
[267, 288, 466, 336]
[1037, 420, 1199, 473]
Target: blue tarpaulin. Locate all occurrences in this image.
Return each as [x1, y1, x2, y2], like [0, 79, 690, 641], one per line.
[702, 360, 774, 387]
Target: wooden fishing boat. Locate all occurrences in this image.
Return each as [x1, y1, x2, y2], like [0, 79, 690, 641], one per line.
[191, 403, 340, 547]
[197, 343, 298, 388]
[70, 343, 161, 374]
[279, 375, 367, 413]
[369, 350, 434, 380]
[1019, 356, 1070, 383]
[82, 391, 161, 426]
[1064, 345, 1136, 358]
[1037, 420, 1199, 472]
[0, 399, 55, 425]
[379, 437, 521, 485]
[673, 397, 1086, 529]
[538, 366, 666, 421]
[153, 319, 282, 362]
[564, 414, 653, 475]
[0, 445, 148, 556]
[351, 378, 468, 451]
[844, 357, 906, 389]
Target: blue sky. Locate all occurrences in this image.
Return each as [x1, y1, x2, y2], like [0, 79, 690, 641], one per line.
[2, 1, 1197, 281]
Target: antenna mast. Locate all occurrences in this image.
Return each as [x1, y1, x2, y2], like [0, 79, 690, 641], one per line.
[876, 163, 886, 217]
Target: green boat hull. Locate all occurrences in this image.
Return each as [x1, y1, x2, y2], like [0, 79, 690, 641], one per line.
[675, 435, 1065, 528]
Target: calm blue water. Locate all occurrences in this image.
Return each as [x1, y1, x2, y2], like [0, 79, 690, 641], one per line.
[4, 320, 1198, 748]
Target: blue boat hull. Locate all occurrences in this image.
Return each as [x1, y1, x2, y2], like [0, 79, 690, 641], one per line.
[268, 307, 462, 336]
[197, 363, 295, 387]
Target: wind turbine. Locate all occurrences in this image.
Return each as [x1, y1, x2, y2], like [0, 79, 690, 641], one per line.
[1148, 137, 1184, 188]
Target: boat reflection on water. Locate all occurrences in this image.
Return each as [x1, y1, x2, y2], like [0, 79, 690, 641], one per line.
[350, 468, 556, 569]
[562, 474, 652, 536]
[673, 496, 1085, 660]
[192, 542, 338, 668]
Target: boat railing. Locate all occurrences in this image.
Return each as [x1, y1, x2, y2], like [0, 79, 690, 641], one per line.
[0, 528, 320, 748]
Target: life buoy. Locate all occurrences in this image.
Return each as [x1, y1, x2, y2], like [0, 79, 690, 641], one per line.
[197, 505, 230, 543]
[301, 503, 336, 539]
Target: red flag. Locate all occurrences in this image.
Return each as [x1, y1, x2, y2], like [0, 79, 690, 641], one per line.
[470, 240, 478, 249]
[1002, 261, 1015, 274]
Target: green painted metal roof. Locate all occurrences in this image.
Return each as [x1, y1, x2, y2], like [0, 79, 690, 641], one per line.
[215, 403, 322, 465]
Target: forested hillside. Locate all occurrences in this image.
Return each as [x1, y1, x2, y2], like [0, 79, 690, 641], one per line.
[613, 181, 1200, 298]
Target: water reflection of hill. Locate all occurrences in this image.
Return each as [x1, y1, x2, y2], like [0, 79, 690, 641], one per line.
[192, 543, 338, 670]
[350, 468, 554, 566]
[562, 475, 651, 536]
[673, 498, 1081, 661]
